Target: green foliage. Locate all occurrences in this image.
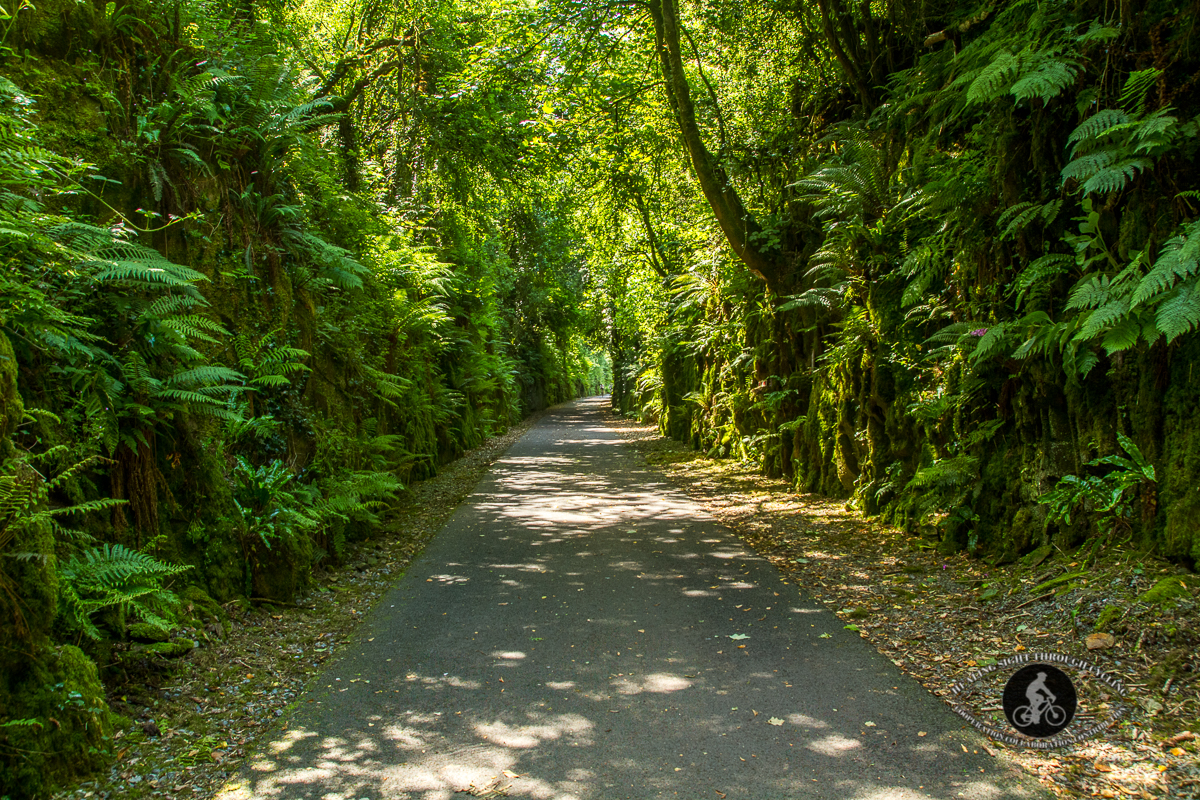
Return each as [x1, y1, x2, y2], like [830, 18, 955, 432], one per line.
[231, 457, 319, 550]
[58, 544, 191, 640]
[1038, 433, 1156, 539]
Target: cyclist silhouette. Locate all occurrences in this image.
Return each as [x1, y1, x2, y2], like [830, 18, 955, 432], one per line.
[1024, 671, 1056, 723]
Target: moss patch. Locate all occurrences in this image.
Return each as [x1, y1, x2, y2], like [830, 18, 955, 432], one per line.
[127, 623, 169, 643]
[1138, 574, 1199, 606]
[1094, 603, 1124, 631]
[144, 639, 196, 658]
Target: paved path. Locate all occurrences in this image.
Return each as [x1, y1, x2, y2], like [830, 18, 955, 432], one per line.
[220, 398, 1047, 800]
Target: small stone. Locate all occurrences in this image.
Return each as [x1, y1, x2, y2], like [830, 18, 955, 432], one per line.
[1085, 632, 1116, 650]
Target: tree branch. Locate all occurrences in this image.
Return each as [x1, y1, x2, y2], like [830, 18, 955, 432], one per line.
[632, 190, 669, 278]
[814, 0, 874, 110]
[680, 25, 728, 157]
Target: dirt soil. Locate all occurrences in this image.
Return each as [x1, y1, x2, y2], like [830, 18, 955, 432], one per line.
[52, 407, 1198, 800]
[606, 413, 1199, 800]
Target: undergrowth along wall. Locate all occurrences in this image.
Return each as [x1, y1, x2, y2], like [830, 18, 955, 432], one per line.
[595, 0, 1200, 565]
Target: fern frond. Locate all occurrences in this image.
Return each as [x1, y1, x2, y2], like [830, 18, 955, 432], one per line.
[1155, 280, 1200, 343]
[1066, 274, 1113, 310]
[1132, 220, 1200, 306]
[777, 287, 844, 312]
[1061, 150, 1116, 183]
[1067, 109, 1130, 150]
[249, 374, 292, 387]
[1080, 158, 1150, 195]
[1132, 110, 1178, 153]
[59, 544, 191, 639]
[1078, 298, 1131, 339]
[1013, 253, 1074, 305]
[1100, 317, 1141, 354]
[159, 314, 230, 343]
[287, 232, 368, 290]
[967, 51, 1021, 104]
[1120, 67, 1161, 114]
[166, 365, 244, 386]
[142, 294, 205, 319]
[1010, 58, 1078, 103]
[969, 324, 1011, 364]
[906, 456, 979, 490]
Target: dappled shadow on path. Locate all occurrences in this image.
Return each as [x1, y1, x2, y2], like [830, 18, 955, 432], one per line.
[218, 398, 1045, 800]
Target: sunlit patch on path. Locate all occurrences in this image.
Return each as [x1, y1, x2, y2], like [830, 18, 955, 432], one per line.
[218, 397, 1048, 800]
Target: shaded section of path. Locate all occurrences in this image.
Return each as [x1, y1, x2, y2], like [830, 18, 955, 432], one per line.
[218, 398, 1047, 800]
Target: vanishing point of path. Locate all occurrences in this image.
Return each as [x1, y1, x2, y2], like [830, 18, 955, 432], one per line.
[218, 398, 1049, 800]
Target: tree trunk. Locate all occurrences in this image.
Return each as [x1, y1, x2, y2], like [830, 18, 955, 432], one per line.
[647, 0, 782, 291]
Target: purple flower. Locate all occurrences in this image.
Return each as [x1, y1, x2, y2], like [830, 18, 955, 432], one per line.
[969, 328, 988, 337]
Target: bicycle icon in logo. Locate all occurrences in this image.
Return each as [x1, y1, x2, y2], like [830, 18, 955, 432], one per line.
[1003, 663, 1076, 738]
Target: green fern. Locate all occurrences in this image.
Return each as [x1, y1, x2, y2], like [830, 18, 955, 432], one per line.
[160, 314, 229, 344]
[1100, 317, 1140, 354]
[1010, 56, 1078, 103]
[906, 455, 980, 490]
[1132, 220, 1200, 306]
[288, 232, 369, 291]
[58, 544, 191, 639]
[1077, 298, 1130, 339]
[968, 324, 1010, 364]
[1067, 109, 1130, 151]
[1080, 158, 1150, 195]
[1119, 67, 1161, 115]
[1066, 274, 1115, 310]
[1155, 280, 1200, 343]
[232, 329, 310, 390]
[967, 51, 1021, 104]
[1013, 252, 1074, 305]
[998, 199, 1062, 240]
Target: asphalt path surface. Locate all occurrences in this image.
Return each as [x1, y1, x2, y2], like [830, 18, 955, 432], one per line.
[219, 397, 1048, 800]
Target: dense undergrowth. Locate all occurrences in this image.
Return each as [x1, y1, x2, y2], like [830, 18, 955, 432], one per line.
[598, 0, 1200, 568]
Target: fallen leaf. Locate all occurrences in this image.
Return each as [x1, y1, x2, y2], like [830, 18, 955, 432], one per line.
[768, 717, 784, 726]
[864, 721, 876, 727]
[961, 744, 968, 753]
[1094, 761, 1113, 772]
[729, 634, 749, 640]
[1169, 747, 1185, 756]
[918, 731, 927, 737]
[501, 770, 521, 778]
[819, 633, 831, 639]
[1085, 633, 1116, 650]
